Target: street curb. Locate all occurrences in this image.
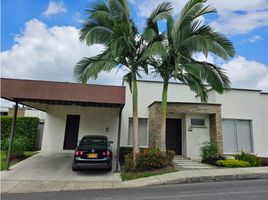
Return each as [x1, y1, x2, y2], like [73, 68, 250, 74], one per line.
[2, 171, 268, 194]
[158, 173, 268, 185]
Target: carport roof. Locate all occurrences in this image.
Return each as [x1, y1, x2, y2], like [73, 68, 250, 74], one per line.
[1, 78, 125, 109]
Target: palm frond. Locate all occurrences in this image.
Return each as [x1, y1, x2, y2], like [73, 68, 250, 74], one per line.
[178, 73, 208, 102]
[109, 0, 130, 22]
[79, 20, 113, 45]
[184, 61, 230, 93]
[74, 52, 118, 83]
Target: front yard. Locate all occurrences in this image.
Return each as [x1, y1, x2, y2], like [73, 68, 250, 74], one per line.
[121, 165, 177, 181]
[0, 151, 37, 171]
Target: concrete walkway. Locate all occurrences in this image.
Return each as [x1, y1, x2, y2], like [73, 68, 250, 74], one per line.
[173, 156, 213, 170]
[2, 166, 268, 194]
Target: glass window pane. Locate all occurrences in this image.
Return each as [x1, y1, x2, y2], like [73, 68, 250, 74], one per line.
[236, 120, 252, 152]
[128, 118, 148, 146]
[222, 119, 237, 154]
[191, 118, 205, 126]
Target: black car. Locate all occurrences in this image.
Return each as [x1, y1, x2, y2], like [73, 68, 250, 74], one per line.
[72, 135, 113, 171]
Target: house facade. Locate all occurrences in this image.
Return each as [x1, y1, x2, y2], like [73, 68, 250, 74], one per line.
[1, 78, 268, 161]
[120, 80, 268, 159]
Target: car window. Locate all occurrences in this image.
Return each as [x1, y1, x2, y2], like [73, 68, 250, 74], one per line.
[80, 137, 107, 147]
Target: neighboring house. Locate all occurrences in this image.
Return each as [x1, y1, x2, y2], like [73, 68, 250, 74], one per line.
[1, 78, 267, 160]
[3, 106, 46, 150]
[8, 107, 46, 122]
[0, 107, 9, 116]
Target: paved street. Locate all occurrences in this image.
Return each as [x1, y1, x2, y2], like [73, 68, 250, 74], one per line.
[2, 179, 268, 200]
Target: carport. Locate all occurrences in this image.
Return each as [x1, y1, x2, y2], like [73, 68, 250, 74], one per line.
[1, 78, 125, 171]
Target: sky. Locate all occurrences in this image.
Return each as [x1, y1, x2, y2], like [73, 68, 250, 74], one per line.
[1, 0, 268, 103]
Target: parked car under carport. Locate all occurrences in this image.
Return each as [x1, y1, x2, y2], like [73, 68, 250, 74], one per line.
[72, 135, 113, 171]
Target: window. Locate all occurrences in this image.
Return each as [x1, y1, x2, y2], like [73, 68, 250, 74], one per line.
[191, 118, 205, 126]
[128, 118, 148, 146]
[80, 137, 107, 147]
[222, 119, 253, 154]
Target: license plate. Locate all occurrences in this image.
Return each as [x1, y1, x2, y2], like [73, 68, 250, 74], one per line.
[88, 153, 97, 158]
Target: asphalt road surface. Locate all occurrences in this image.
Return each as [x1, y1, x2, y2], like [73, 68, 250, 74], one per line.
[2, 179, 268, 200]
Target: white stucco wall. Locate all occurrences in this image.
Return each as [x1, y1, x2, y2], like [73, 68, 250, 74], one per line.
[260, 93, 268, 156]
[186, 114, 210, 160]
[24, 109, 46, 122]
[121, 80, 268, 159]
[121, 80, 200, 147]
[41, 105, 120, 153]
[208, 90, 268, 157]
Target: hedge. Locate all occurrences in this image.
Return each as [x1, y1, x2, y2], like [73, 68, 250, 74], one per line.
[119, 147, 147, 164]
[0, 116, 40, 151]
[216, 159, 250, 168]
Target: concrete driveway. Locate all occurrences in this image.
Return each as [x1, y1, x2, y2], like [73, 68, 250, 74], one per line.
[1, 152, 121, 182]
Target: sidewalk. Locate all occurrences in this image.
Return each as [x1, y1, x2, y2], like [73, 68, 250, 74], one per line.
[2, 167, 268, 193]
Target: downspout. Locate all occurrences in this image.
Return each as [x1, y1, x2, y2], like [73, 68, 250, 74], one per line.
[6, 101, 18, 170]
[115, 107, 123, 172]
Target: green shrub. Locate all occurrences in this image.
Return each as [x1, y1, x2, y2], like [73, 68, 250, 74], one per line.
[0, 116, 39, 151]
[1, 139, 9, 151]
[234, 151, 261, 167]
[119, 147, 146, 164]
[123, 153, 134, 172]
[136, 148, 166, 172]
[123, 148, 174, 172]
[166, 150, 175, 165]
[200, 142, 218, 162]
[216, 159, 250, 168]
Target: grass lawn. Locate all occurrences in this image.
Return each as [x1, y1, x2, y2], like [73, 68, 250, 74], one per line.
[0, 151, 37, 171]
[121, 166, 178, 181]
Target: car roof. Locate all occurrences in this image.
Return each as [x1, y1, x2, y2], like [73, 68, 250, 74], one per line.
[81, 135, 108, 139]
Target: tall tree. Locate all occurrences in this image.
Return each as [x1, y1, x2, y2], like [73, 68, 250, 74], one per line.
[143, 0, 235, 151]
[74, 0, 171, 164]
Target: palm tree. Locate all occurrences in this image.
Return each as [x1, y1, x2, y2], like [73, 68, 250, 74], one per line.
[142, 0, 235, 151]
[73, 0, 171, 164]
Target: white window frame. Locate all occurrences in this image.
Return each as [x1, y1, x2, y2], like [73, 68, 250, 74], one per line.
[127, 117, 149, 147]
[222, 118, 254, 154]
[190, 118, 206, 128]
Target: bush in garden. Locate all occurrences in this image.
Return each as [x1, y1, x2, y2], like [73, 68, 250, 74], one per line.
[165, 150, 175, 165]
[119, 147, 146, 164]
[234, 151, 261, 167]
[123, 148, 175, 172]
[205, 155, 225, 166]
[216, 159, 250, 168]
[200, 142, 218, 163]
[0, 116, 39, 151]
[136, 148, 166, 171]
[123, 153, 134, 172]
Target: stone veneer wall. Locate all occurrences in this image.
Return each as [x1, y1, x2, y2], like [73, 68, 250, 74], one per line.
[148, 102, 223, 155]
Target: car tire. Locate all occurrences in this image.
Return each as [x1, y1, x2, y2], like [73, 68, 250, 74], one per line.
[72, 165, 79, 171]
[107, 166, 112, 172]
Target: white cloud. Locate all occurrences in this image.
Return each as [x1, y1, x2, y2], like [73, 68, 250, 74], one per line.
[42, 0, 66, 17]
[1, 19, 125, 85]
[222, 56, 268, 91]
[248, 35, 262, 43]
[210, 10, 268, 35]
[190, 53, 268, 92]
[130, 0, 268, 35]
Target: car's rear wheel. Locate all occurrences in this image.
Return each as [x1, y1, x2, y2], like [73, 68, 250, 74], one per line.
[72, 165, 79, 171]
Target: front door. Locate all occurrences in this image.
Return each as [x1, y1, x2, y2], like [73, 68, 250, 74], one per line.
[63, 115, 80, 150]
[166, 118, 182, 154]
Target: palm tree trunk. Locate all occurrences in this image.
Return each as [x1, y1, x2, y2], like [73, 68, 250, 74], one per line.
[160, 80, 168, 152]
[132, 74, 139, 165]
